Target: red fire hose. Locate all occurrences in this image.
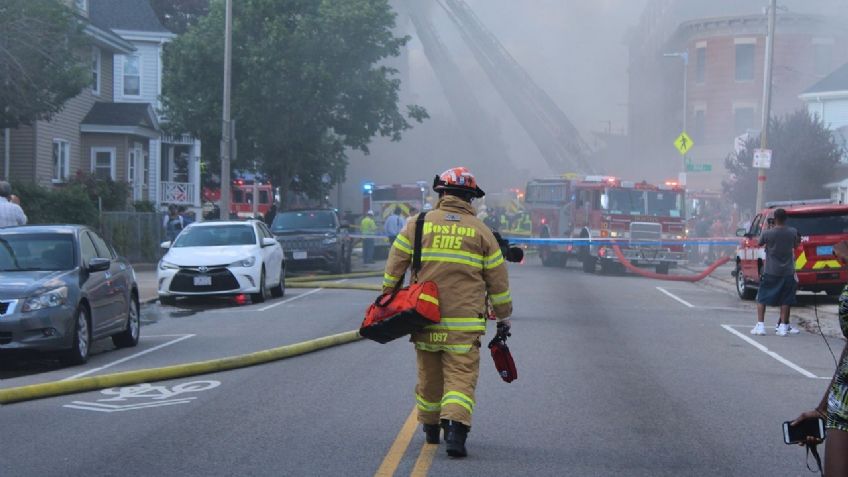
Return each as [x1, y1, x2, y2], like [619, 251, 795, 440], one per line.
[611, 245, 730, 282]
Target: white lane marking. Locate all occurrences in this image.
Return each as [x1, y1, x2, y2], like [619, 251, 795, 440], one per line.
[257, 288, 324, 312]
[656, 287, 695, 308]
[61, 334, 195, 381]
[720, 325, 819, 378]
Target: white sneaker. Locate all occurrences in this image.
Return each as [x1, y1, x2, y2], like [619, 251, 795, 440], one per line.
[774, 323, 801, 334]
[776, 324, 790, 337]
[751, 323, 767, 336]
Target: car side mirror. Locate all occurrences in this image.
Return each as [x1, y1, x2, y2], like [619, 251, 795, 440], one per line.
[261, 238, 277, 248]
[160, 241, 172, 250]
[88, 257, 111, 273]
[735, 228, 747, 237]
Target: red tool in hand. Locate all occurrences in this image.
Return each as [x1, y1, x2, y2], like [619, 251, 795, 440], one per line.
[488, 322, 517, 383]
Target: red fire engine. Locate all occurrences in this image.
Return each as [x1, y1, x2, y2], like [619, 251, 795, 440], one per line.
[524, 175, 687, 274]
[202, 180, 275, 218]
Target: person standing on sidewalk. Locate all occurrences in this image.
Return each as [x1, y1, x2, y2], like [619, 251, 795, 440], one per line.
[0, 182, 26, 227]
[792, 239, 848, 475]
[751, 208, 800, 337]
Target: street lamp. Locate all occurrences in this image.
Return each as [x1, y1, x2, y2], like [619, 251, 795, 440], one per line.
[664, 51, 689, 181]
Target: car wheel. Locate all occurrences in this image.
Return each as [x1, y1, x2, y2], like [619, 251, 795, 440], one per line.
[251, 268, 268, 303]
[655, 263, 670, 275]
[62, 306, 91, 365]
[271, 264, 286, 298]
[160, 296, 177, 306]
[112, 295, 140, 348]
[736, 262, 756, 300]
[344, 248, 353, 274]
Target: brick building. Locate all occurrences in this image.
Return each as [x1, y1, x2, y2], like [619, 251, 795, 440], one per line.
[627, 0, 848, 193]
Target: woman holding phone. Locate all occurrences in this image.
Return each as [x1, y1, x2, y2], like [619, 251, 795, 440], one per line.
[793, 239, 848, 475]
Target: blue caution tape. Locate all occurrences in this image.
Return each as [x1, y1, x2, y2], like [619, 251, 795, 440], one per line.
[502, 236, 741, 247]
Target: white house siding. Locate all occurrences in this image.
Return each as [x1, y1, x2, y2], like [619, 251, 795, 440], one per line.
[822, 99, 848, 130]
[113, 42, 162, 108]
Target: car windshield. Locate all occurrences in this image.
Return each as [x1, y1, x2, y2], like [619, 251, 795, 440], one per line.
[646, 191, 683, 218]
[173, 225, 256, 247]
[0, 233, 76, 271]
[786, 212, 848, 236]
[604, 189, 646, 215]
[272, 211, 336, 231]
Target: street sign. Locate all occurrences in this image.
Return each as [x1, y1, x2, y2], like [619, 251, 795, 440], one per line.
[674, 132, 694, 155]
[753, 149, 772, 169]
[685, 162, 712, 172]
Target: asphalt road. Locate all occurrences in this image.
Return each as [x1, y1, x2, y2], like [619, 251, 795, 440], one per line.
[1, 260, 844, 476]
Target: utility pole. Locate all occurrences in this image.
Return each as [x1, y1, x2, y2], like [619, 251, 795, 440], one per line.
[663, 51, 689, 182]
[220, 0, 233, 219]
[755, 0, 777, 212]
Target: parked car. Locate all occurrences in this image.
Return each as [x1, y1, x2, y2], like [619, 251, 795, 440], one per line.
[270, 209, 353, 273]
[0, 225, 140, 364]
[734, 200, 848, 299]
[158, 220, 285, 304]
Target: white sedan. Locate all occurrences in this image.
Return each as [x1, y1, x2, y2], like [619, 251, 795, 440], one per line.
[157, 220, 285, 305]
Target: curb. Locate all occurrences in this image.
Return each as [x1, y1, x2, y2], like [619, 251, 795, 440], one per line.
[0, 330, 362, 405]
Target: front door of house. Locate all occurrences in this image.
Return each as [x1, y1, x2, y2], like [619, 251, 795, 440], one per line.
[128, 143, 144, 201]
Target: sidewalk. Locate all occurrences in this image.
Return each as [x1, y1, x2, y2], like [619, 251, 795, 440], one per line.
[687, 262, 845, 339]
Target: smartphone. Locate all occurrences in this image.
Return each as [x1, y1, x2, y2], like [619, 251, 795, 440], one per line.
[783, 418, 826, 444]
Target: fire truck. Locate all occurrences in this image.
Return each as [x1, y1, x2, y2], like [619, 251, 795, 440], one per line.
[524, 175, 687, 274]
[202, 180, 275, 219]
[362, 182, 431, 257]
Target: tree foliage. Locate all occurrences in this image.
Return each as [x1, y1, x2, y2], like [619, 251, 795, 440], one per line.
[161, 0, 427, 203]
[0, 0, 91, 129]
[150, 0, 210, 34]
[723, 110, 844, 211]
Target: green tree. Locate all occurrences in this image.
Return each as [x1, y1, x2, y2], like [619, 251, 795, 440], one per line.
[161, 0, 427, 204]
[0, 0, 91, 129]
[723, 110, 844, 211]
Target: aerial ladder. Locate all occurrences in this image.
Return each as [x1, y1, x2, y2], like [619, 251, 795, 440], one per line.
[402, 0, 593, 174]
[401, 1, 514, 173]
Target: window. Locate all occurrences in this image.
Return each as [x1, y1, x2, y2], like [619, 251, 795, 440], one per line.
[813, 42, 833, 77]
[735, 42, 755, 81]
[52, 140, 70, 182]
[89, 232, 115, 259]
[123, 55, 141, 96]
[259, 190, 270, 204]
[91, 148, 115, 180]
[695, 46, 706, 84]
[734, 107, 755, 136]
[80, 233, 98, 267]
[693, 109, 706, 143]
[91, 47, 101, 95]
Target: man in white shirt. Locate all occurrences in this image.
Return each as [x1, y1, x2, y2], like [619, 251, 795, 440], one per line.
[384, 207, 405, 246]
[0, 182, 26, 227]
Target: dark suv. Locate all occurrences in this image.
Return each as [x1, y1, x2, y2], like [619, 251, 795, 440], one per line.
[271, 209, 353, 273]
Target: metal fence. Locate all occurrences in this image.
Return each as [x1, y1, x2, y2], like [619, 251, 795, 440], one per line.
[99, 212, 163, 264]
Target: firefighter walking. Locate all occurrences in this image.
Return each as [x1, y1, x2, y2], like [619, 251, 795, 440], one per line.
[382, 167, 513, 458]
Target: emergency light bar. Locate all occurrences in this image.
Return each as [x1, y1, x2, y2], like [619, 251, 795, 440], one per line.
[764, 199, 833, 208]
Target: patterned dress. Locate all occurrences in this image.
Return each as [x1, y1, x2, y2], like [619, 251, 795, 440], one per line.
[830, 288, 848, 431]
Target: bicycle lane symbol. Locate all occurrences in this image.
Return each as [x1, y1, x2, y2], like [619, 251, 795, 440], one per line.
[63, 380, 221, 413]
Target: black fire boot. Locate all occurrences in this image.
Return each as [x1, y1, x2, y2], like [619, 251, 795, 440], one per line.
[423, 424, 440, 444]
[441, 419, 469, 458]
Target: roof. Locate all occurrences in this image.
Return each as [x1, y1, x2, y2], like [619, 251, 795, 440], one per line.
[0, 225, 84, 234]
[89, 0, 170, 34]
[776, 204, 848, 214]
[804, 62, 848, 95]
[82, 103, 159, 130]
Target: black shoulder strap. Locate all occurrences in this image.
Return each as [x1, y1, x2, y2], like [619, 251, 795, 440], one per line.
[412, 212, 428, 276]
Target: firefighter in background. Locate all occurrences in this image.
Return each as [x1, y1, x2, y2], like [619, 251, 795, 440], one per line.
[382, 167, 513, 458]
[360, 210, 377, 264]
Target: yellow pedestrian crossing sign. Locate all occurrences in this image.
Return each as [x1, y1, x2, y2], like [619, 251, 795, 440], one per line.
[674, 132, 694, 155]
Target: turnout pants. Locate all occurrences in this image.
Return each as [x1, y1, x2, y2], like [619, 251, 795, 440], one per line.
[415, 344, 480, 427]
